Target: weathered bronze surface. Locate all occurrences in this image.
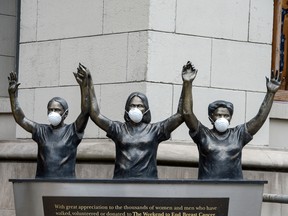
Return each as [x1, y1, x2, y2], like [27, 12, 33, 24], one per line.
[182, 61, 281, 179]
[8, 64, 89, 178]
[78, 64, 184, 179]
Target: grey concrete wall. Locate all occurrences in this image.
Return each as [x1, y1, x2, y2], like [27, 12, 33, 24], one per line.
[15, 0, 274, 146]
[0, 0, 17, 96]
[1, 0, 288, 216]
[270, 103, 288, 148]
[0, 0, 17, 140]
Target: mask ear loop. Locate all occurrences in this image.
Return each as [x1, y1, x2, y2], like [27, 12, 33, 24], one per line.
[208, 116, 214, 124]
[143, 109, 149, 115]
[63, 109, 68, 115]
[126, 108, 149, 114]
[125, 108, 149, 117]
[60, 109, 69, 121]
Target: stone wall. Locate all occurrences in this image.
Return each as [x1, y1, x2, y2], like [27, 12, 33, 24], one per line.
[16, 0, 273, 145]
[1, 1, 288, 216]
[0, 0, 17, 140]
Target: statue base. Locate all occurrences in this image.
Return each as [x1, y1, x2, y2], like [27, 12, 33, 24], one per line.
[10, 179, 266, 216]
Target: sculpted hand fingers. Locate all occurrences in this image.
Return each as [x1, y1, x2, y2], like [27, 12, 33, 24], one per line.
[79, 63, 87, 71]
[76, 76, 83, 83]
[12, 71, 17, 80]
[8, 79, 13, 87]
[10, 72, 15, 81]
[265, 76, 269, 85]
[182, 64, 187, 72]
[8, 72, 13, 79]
[78, 71, 85, 79]
[192, 66, 197, 73]
[271, 70, 275, 80]
[76, 66, 86, 77]
[79, 62, 85, 68]
[77, 66, 83, 74]
[79, 64, 90, 76]
[73, 72, 78, 80]
[278, 71, 283, 82]
[8, 74, 17, 85]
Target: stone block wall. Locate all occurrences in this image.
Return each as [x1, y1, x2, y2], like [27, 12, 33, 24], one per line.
[0, 0, 16, 97]
[1, 1, 288, 215]
[0, 0, 17, 140]
[16, 0, 274, 146]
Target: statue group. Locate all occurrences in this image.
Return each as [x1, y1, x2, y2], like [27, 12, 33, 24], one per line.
[8, 62, 282, 180]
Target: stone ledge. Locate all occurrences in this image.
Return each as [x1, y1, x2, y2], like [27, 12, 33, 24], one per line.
[0, 139, 288, 172]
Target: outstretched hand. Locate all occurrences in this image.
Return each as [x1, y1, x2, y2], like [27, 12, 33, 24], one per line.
[266, 70, 282, 93]
[73, 63, 90, 87]
[8, 71, 20, 94]
[182, 61, 198, 82]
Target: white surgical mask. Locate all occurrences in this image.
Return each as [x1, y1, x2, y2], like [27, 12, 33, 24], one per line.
[214, 117, 229, 132]
[47, 110, 67, 126]
[126, 108, 149, 123]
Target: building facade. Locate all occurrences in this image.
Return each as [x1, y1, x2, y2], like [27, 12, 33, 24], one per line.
[0, 0, 287, 215]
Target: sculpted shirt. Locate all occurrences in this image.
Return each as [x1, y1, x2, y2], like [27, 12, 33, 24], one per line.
[107, 121, 170, 179]
[189, 122, 253, 180]
[32, 123, 83, 178]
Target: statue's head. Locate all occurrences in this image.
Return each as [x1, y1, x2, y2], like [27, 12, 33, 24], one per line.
[208, 100, 233, 124]
[208, 100, 233, 117]
[47, 97, 69, 126]
[124, 92, 151, 123]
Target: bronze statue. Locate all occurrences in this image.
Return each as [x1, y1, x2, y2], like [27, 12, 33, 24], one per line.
[78, 64, 184, 179]
[182, 61, 282, 180]
[8, 64, 89, 178]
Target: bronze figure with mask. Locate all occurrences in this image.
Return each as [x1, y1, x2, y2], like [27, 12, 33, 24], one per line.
[78, 64, 184, 179]
[8, 64, 89, 178]
[182, 61, 282, 180]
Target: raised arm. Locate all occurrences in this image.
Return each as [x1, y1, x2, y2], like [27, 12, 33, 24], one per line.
[85, 65, 112, 132]
[8, 72, 36, 133]
[246, 70, 282, 136]
[182, 61, 199, 133]
[162, 85, 184, 134]
[73, 63, 90, 133]
[162, 62, 199, 133]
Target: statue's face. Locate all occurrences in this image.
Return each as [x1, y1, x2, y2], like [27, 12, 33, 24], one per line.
[129, 96, 145, 113]
[212, 107, 231, 123]
[47, 101, 65, 115]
